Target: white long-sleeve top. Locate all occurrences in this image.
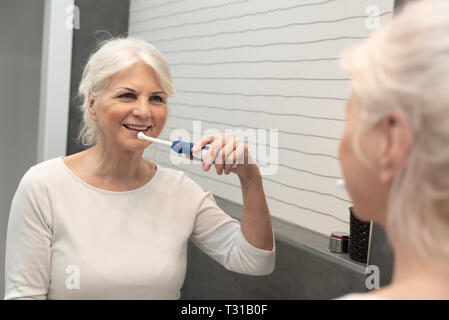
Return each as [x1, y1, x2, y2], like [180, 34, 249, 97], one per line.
[4, 157, 275, 300]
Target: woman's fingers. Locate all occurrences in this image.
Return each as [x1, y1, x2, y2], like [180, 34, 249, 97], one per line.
[223, 140, 242, 174]
[202, 135, 228, 172]
[194, 134, 251, 176]
[191, 135, 215, 154]
[216, 138, 237, 175]
[201, 134, 236, 173]
[225, 142, 245, 174]
[191, 135, 217, 171]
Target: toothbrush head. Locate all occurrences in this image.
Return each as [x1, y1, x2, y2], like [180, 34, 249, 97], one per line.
[136, 132, 173, 147]
[336, 179, 345, 189]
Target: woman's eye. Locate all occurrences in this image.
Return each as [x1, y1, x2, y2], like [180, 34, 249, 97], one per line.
[150, 95, 164, 104]
[119, 93, 135, 99]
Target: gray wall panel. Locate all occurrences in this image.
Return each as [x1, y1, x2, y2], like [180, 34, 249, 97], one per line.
[67, 0, 130, 155]
[0, 0, 45, 298]
[181, 235, 366, 299]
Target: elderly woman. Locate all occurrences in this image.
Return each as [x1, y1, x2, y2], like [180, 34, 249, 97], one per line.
[337, 0, 449, 299]
[4, 38, 275, 299]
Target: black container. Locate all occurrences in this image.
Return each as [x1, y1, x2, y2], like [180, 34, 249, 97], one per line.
[349, 207, 371, 263]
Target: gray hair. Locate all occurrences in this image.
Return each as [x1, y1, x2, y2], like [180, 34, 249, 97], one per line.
[341, 0, 449, 265]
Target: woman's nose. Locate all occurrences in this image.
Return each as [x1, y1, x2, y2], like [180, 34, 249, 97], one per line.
[132, 98, 152, 118]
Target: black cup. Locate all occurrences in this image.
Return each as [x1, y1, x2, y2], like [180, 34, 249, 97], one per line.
[349, 207, 371, 263]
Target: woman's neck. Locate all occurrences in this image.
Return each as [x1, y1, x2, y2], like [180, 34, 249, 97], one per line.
[87, 140, 147, 182]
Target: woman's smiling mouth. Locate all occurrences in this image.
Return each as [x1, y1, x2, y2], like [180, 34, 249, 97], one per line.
[122, 124, 152, 134]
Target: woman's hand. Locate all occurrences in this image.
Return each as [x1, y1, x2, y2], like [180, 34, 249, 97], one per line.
[191, 134, 260, 182]
[192, 133, 273, 251]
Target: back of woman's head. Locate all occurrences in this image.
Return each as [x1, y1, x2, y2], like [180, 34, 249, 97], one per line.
[341, 0, 449, 266]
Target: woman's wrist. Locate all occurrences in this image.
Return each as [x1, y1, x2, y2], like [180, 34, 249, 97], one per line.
[238, 164, 262, 186]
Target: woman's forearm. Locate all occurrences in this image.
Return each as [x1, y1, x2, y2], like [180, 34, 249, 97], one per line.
[238, 168, 274, 251]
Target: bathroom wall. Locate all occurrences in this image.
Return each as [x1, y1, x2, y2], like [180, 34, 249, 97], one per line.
[0, 0, 46, 298]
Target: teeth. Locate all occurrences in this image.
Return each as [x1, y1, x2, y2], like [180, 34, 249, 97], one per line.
[124, 124, 150, 130]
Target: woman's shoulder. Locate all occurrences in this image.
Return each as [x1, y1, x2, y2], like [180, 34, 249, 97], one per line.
[335, 292, 382, 300]
[25, 156, 61, 176]
[31, 156, 63, 170]
[20, 157, 65, 187]
[28, 157, 64, 176]
[11, 157, 65, 203]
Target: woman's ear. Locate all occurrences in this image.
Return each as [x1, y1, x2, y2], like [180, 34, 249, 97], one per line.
[379, 111, 413, 184]
[87, 92, 97, 122]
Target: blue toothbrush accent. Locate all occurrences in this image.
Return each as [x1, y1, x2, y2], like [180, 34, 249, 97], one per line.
[170, 141, 210, 159]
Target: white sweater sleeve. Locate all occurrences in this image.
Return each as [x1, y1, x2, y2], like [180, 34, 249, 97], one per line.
[190, 190, 275, 276]
[4, 168, 53, 300]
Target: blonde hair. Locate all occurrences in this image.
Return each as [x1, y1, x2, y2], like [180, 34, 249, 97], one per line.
[340, 0, 449, 265]
[77, 37, 175, 147]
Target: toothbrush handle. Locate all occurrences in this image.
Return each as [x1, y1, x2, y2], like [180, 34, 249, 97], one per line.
[171, 141, 209, 160]
[170, 141, 237, 168]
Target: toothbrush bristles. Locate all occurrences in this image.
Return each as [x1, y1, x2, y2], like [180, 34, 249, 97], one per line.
[137, 132, 172, 147]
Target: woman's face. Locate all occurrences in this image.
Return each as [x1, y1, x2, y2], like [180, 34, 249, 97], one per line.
[89, 61, 167, 152]
[338, 95, 389, 225]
